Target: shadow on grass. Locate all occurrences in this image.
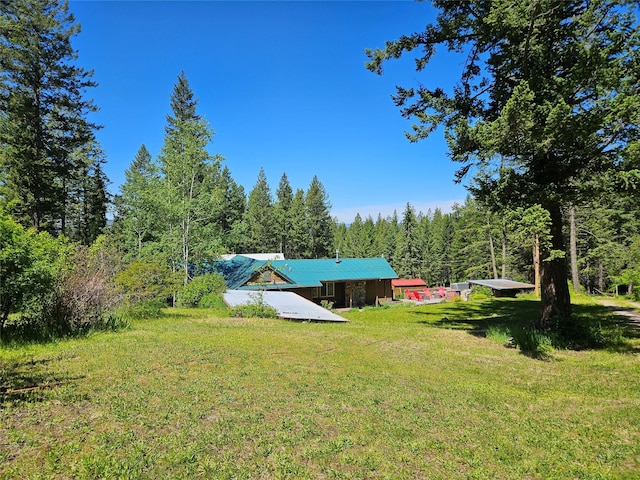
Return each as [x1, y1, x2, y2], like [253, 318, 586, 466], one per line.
[416, 298, 640, 356]
[0, 356, 85, 406]
[416, 298, 539, 335]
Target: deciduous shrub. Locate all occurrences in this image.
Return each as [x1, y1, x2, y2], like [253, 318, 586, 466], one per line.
[321, 300, 334, 310]
[199, 293, 227, 310]
[230, 291, 278, 318]
[469, 286, 493, 300]
[0, 212, 72, 340]
[47, 245, 123, 336]
[115, 261, 181, 307]
[177, 273, 226, 307]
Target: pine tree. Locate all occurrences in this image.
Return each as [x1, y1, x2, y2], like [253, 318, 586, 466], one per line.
[273, 173, 293, 256]
[63, 141, 109, 245]
[382, 211, 399, 266]
[450, 197, 500, 282]
[306, 176, 334, 259]
[114, 144, 161, 259]
[367, 0, 640, 328]
[0, 0, 100, 232]
[243, 168, 277, 252]
[211, 165, 245, 252]
[343, 214, 365, 257]
[426, 208, 454, 286]
[288, 188, 311, 259]
[394, 203, 421, 278]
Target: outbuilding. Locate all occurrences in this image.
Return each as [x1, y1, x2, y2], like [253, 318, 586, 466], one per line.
[391, 278, 427, 298]
[468, 279, 535, 297]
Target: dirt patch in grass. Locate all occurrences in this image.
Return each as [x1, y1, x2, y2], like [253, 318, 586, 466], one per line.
[598, 299, 640, 331]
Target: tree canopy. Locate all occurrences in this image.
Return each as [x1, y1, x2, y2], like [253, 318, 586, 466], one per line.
[0, 0, 105, 235]
[367, 0, 640, 328]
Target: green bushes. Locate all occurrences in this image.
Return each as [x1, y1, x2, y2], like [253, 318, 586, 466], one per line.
[469, 286, 493, 300]
[230, 291, 278, 318]
[177, 273, 226, 307]
[0, 213, 71, 340]
[320, 300, 334, 310]
[0, 215, 129, 342]
[115, 261, 181, 307]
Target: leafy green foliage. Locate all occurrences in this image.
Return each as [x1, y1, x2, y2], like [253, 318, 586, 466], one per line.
[469, 286, 493, 301]
[0, 211, 71, 339]
[320, 299, 334, 310]
[229, 291, 278, 318]
[113, 144, 162, 260]
[114, 261, 181, 306]
[177, 273, 226, 307]
[157, 72, 224, 281]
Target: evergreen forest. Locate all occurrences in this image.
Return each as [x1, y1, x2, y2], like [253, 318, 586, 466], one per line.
[1, 0, 639, 341]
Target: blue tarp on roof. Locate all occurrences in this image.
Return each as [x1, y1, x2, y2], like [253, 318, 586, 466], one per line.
[212, 256, 398, 290]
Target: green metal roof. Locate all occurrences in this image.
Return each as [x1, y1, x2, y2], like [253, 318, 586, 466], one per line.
[213, 256, 398, 290]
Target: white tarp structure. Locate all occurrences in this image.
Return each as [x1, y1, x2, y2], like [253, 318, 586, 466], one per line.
[223, 290, 347, 322]
[468, 279, 535, 290]
[219, 253, 285, 261]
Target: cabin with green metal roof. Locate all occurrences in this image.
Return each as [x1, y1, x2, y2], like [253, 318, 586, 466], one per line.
[213, 255, 398, 308]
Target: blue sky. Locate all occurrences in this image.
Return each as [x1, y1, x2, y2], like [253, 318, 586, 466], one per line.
[69, 1, 469, 223]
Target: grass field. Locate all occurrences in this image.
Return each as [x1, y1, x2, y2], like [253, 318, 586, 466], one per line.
[1, 296, 639, 479]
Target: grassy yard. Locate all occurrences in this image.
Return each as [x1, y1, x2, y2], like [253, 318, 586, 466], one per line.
[1, 296, 639, 479]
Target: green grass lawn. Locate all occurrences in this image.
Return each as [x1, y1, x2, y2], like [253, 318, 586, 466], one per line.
[1, 297, 639, 479]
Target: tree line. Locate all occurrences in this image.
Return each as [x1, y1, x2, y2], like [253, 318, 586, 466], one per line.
[366, 0, 640, 328]
[1, 0, 639, 340]
[110, 71, 335, 279]
[336, 197, 640, 299]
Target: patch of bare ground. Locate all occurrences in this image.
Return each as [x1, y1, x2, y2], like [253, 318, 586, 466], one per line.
[597, 299, 640, 331]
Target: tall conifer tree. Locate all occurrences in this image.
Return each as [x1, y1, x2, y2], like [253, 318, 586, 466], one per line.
[306, 175, 334, 258]
[367, 0, 640, 328]
[394, 203, 421, 278]
[244, 168, 277, 252]
[288, 188, 311, 259]
[114, 144, 161, 258]
[0, 0, 101, 232]
[274, 173, 293, 256]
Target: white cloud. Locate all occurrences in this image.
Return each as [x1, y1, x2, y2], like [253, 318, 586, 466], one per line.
[331, 199, 463, 224]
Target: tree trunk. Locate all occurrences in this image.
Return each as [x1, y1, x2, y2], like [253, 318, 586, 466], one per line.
[569, 203, 580, 292]
[538, 201, 572, 330]
[501, 219, 507, 279]
[488, 224, 498, 279]
[598, 260, 604, 294]
[533, 234, 540, 297]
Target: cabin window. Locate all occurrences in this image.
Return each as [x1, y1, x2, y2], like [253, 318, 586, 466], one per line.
[313, 282, 334, 298]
